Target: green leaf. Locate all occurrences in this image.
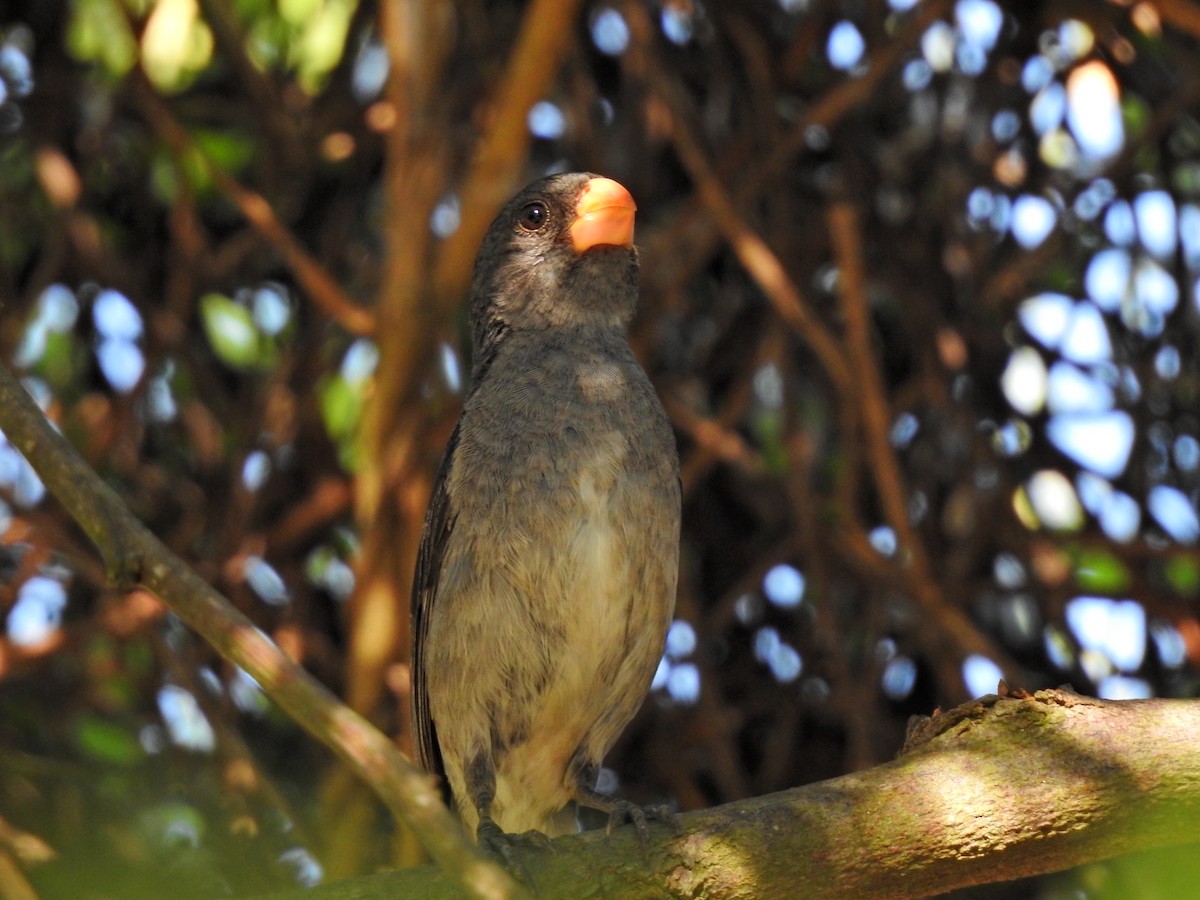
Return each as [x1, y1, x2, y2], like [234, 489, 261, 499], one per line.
[318, 374, 365, 472]
[318, 373, 361, 441]
[291, 0, 356, 93]
[76, 715, 142, 765]
[194, 129, 255, 175]
[199, 293, 262, 370]
[1073, 548, 1130, 594]
[752, 408, 788, 474]
[38, 331, 85, 390]
[1164, 554, 1200, 598]
[1122, 93, 1151, 140]
[66, 0, 138, 78]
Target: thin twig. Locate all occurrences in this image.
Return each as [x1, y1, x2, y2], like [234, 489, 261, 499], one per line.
[342, 0, 457, 731]
[431, 0, 587, 309]
[665, 397, 765, 485]
[638, 0, 954, 296]
[828, 199, 1018, 693]
[0, 849, 38, 900]
[129, 73, 375, 337]
[758, 0, 956, 188]
[646, 58, 855, 399]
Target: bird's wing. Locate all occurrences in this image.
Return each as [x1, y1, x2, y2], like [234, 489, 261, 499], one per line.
[411, 421, 460, 784]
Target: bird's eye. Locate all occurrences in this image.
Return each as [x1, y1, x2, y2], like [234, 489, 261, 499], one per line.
[518, 201, 548, 231]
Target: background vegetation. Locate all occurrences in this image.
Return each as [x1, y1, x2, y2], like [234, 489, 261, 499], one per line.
[1, 0, 1199, 896]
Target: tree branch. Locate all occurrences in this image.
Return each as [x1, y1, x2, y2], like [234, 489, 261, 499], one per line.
[128, 72, 375, 337]
[431, 0, 587, 309]
[0, 364, 524, 900]
[828, 199, 1020, 694]
[263, 690, 1200, 899]
[648, 56, 855, 400]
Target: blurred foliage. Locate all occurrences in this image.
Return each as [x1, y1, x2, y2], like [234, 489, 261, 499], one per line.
[1, 0, 1200, 897]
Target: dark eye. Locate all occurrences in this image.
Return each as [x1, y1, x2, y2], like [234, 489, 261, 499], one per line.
[518, 201, 548, 231]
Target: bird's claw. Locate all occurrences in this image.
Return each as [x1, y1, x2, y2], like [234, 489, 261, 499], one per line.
[477, 818, 553, 884]
[604, 800, 677, 852]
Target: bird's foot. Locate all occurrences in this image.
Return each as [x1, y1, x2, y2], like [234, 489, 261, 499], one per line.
[602, 800, 677, 850]
[476, 817, 553, 884]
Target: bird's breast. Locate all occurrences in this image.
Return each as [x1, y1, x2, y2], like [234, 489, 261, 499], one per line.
[431, 335, 680, 833]
[575, 358, 628, 404]
[447, 335, 678, 632]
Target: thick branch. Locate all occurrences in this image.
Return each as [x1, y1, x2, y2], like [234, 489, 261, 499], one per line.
[264, 690, 1200, 899]
[0, 365, 524, 900]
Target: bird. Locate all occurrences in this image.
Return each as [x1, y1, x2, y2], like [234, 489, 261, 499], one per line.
[411, 172, 680, 853]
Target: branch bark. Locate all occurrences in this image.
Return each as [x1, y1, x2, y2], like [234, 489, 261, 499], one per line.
[262, 689, 1200, 899]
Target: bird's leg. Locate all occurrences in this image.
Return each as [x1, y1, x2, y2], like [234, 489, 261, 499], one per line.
[465, 753, 505, 852]
[465, 754, 552, 877]
[568, 760, 676, 852]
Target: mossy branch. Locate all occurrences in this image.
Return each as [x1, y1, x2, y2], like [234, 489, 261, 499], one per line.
[268, 689, 1200, 898]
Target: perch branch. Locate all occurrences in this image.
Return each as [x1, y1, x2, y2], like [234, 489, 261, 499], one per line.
[261, 690, 1200, 899]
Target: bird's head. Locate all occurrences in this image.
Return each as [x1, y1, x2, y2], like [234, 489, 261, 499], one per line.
[468, 173, 640, 355]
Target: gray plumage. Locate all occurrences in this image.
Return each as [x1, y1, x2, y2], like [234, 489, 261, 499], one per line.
[411, 173, 680, 842]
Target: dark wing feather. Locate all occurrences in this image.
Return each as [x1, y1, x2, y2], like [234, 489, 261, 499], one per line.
[413, 314, 503, 791]
[411, 421, 460, 787]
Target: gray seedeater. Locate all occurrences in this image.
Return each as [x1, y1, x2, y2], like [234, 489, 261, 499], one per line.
[411, 173, 680, 852]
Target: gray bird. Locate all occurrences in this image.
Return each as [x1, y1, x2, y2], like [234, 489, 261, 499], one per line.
[411, 173, 680, 850]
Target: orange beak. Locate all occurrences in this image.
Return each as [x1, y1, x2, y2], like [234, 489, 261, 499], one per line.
[569, 177, 637, 253]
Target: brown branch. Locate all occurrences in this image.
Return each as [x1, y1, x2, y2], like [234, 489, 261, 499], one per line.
[637, 0, 1015, 699]
[347, 0, 585, 727]
[262, 690, 1200, 899]
[0, 850, 39, 900]
[341, 0, 457, 732]
[328, 3, 461, 873]
[431, 0, 587, 308]
[0, 363, 524, 900]
[0, 815, 53, 868]
[128, 73, 375, 337]
[1154, 0, 1200, 41]
[664, 397, 765, 486]
[645, 58, 855, 399]
[827, 199, 1019, 695]
[759, 0, 955, 184]
[266, 475, 354, 555]
[638, 0, 954, 294]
